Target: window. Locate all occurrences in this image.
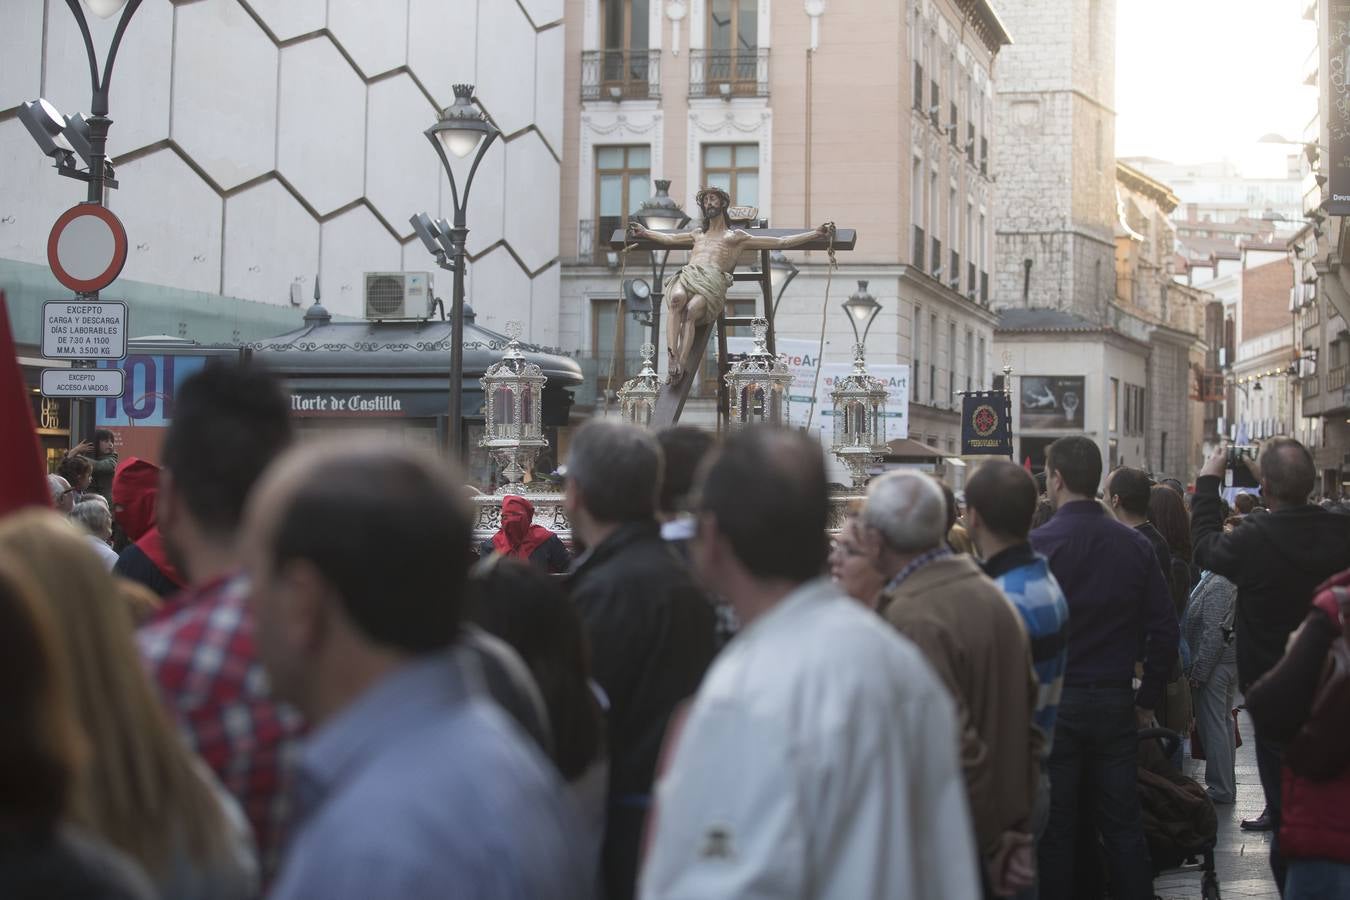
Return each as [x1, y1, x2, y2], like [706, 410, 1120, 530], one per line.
[707, 0, 757, 52]
[591, 298, 646, 391]
[1109, 377, 1119, 433]
[929, 313, 938, 403]
[702, 144, 759, 208]
[977, 335, 986, 388]
[594, 145, 650, 263]
[913, 60, 925, 111]
[964, 329, 974, 392]
[912, 305, 922, 402]
[911, 156, 925, 269]
[595, 0, 652, 97]
[948, 321, 957, 404]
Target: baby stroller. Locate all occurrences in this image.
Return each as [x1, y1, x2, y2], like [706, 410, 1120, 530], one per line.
[1137, 727, 1221, 900]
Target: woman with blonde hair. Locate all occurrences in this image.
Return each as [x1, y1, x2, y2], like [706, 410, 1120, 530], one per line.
[0, 511, 257, 899]
[0, 551, 154, 899]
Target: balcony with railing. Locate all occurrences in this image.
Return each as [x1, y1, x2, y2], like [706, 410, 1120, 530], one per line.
[581, 49, 662, 101]
[690, 48, 769, 98]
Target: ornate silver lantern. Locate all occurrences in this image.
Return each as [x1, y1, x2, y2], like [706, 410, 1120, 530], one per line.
[725, 318, 793, 429]
[617, 342, 661, 427]
[479, 321, 548, 493]
[830, 342, 890, 487]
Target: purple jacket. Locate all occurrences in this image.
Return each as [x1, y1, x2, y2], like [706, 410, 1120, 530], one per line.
[1031, 500, 1179, 710]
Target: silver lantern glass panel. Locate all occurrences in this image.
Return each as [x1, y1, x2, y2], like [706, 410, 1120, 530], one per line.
[617, 342, 661, 427]
[830, 342, 890, 488]
[725, 319, 793, 430]
[479, 322, 549, 493]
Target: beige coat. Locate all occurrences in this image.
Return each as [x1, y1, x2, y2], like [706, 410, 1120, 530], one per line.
[882, 553, 1042, 860]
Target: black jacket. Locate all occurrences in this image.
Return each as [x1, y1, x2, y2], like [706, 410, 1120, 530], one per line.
[1191, 474, 1350, 689]
[566, 521, 716, 900]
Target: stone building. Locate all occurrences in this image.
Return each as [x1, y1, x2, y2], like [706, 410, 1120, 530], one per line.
[990, 0, 1210, 482]
[557, 0, 1009, 473]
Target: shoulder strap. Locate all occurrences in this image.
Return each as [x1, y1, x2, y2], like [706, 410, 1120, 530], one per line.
[1220, 577, 1238, 644]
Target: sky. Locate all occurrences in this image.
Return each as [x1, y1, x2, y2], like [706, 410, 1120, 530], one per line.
[1115, 0, 1319, 178]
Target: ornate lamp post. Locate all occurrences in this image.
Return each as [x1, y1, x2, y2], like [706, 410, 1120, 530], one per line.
[419, 84, 501, 457]
[628, 179, 690, 347]
[479, 323, 548, 493]
[617, 342, 661, 427]
[829, 281, 888, 487]
[725, 319, 794, 429]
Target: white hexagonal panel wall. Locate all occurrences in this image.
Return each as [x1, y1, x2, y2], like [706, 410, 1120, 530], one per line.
[407, 0, 477, 110]
[518, 0, 565, 27]
[109, 149, 223, 296]
[41, 0, 174, 157]
[0, 4, 44, 113]
[533, 26, 565, 157]
[503, 132, 561, 274]
[241, 0, 326, 41]
[277, 37, 366, 216]
[365, 74, 442, 240]
[223, 179, 321, 303]
[457, 139, 506, 258]
[0, 120, 74, 267]
[467, 246, 533, 335]
[475, 4, 539, 138]
[173, 0, 278, 190]
[327, 0, 408, 80]
[320, 205, 403, 319]
[529, 262, 562, 347]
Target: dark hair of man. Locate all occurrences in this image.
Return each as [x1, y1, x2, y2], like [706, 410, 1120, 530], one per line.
[56, 454, 92, 485]
[161, 363, 292, 536]
[697, 427, 828, 582]
[0, 555, 85, 830]
[657, 426, 716, 515]
[696, 186, 732, 233]
[1233, 492, 1257, 515]
[1045, 435, 1102, 498]
[1258, 437, 1315, 506]
[966, 459, 1038, 540]
[269, 446, 472, 654]
[1148, 483, 1192, 561]
[467, 559, 603, 781]
[1107, 466, 1152, 517]
[938, 480, 959, 533]
[567, 419, 663, 524]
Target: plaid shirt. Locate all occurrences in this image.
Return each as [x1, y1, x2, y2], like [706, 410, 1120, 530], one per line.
[138, 573, 304, 880]
[884, 546, 952, 594]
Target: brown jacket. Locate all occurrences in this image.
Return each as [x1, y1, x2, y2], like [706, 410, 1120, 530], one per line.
[881, 552, 1041, 859]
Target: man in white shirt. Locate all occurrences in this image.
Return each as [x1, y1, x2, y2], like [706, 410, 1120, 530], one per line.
[640, 428, 981, 900]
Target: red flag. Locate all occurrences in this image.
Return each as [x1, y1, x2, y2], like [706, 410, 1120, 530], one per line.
[1023, 456, 1033, 472]
[0, 291, 52, 515]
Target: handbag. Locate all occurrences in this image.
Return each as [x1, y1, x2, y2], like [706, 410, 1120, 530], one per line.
[1284, 627, 1350, 781]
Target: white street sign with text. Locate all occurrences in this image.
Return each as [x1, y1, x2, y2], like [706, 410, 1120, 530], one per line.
[41, 300, 127, 360]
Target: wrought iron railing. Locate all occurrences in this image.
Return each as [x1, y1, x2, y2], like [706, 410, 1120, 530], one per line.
[689, 48, 769, 98]
[581, 49, 661, 101]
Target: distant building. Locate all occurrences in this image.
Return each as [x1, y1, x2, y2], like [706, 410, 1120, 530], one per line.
[1119, 156, 1306, 230]
[991, 0, 1211, 482]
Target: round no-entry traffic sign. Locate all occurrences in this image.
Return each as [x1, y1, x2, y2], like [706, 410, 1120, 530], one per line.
[47, 203, 128, 294]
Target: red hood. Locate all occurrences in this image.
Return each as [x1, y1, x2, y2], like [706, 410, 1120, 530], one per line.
[0, 292, 51, 515]
[113, 457, 160, 541]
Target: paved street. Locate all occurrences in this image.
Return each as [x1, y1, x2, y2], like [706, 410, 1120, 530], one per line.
[1153, 707, 1278, 900]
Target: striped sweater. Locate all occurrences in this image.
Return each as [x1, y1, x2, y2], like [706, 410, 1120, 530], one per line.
[982, 544, 1070, 756]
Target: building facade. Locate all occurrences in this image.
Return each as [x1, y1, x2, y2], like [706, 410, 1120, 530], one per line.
[557, 0, 1009, 466]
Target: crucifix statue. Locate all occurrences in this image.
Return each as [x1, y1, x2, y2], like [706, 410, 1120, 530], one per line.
[627, 186, 830, 382]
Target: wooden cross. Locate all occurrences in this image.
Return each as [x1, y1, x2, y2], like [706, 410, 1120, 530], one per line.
[608, 224, 857, 428]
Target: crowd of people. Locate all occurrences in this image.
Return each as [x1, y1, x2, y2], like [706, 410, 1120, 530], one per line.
[4, 359, 1350, 900]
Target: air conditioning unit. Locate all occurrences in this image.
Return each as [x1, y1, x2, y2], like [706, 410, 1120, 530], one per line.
[363, 272, 432, 320]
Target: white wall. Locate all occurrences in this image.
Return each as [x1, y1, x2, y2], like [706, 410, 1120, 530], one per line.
[0, 0, 564, 344]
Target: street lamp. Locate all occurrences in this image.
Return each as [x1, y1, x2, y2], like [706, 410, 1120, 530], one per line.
[414, 84, 501, 457]
[630, 179, 690, 348]
[841, 280, 881, 345]
[23, 0, 146, 203]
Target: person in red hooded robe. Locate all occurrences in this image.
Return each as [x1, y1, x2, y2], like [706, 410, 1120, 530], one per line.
[480, 495, 571, 573]
[111, 457, 186, 599]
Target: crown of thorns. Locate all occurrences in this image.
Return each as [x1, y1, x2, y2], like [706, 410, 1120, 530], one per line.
[695, 186, 731, 208]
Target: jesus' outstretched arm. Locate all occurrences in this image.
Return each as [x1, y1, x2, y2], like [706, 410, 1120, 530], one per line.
[627, 222, 696, 248]
[742, 223, 831, 250]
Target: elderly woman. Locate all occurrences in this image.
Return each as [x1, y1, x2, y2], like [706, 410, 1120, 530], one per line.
[69, 499, 119, 571]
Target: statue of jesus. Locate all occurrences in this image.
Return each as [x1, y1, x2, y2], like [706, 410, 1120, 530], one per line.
[627, 186, 829, 382]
